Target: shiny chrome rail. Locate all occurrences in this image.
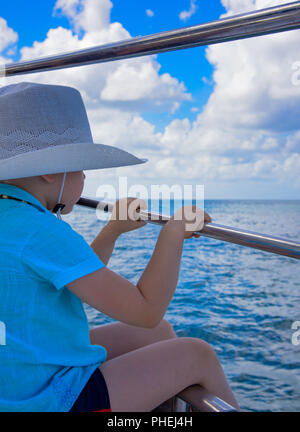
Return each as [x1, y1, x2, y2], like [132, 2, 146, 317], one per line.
[152, 385, 238, 412]
[177, 385, 237, 412]
[1, 2, 300, 77]
[77, 197, 300, 260]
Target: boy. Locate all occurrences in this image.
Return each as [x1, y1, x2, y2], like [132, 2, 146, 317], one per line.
[0, 82, 239, 411]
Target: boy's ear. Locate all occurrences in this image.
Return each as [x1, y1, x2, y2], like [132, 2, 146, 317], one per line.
[40, 174, 57, 184]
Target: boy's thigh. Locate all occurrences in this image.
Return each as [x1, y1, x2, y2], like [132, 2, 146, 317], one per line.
[99, 337, 202, 412]
[89, 319, 177, 361]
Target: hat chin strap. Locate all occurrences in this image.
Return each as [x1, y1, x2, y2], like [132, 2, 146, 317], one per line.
[53, 172, 67, 219]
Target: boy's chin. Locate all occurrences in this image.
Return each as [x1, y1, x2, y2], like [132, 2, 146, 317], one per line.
[61, 206, 71, 215]
[61, 203, 76, 214]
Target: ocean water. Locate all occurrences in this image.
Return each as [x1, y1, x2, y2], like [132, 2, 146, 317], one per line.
[63, 199, 300, 412]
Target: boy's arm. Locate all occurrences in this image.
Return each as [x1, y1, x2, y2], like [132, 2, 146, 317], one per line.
[69, 205, 210, 329]
[90, 197, 147, 265]
[67, 221, 185, 329]
[90, 221, 120, 266]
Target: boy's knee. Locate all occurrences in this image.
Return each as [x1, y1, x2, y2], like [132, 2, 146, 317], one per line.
[154, 319, 177, 339]
[180, 337, 219, 362]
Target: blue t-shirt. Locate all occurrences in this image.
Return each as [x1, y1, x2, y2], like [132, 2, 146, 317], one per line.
[0, 184, 107, 412]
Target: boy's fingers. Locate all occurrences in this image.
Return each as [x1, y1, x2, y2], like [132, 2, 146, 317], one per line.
[204, 211, 212, 223]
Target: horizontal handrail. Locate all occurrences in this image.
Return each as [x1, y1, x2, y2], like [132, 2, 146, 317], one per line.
[1, 2, 300, 77]
[176, 385, 237, 412]
[76, 197, 300, 260]
[152, 385, 237, 412]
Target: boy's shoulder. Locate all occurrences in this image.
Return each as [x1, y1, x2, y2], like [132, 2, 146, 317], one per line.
[27, 208, 74, 236]
[6, 203, 74, 238]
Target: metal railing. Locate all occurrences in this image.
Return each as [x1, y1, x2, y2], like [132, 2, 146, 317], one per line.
[1, 2, 300, 77]
[177, 385, 237, 412]
[77, 197, 300, 260]
[152, 385, 237, 412]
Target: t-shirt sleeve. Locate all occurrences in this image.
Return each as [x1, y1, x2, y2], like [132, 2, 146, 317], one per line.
[21, 218, 106, 290]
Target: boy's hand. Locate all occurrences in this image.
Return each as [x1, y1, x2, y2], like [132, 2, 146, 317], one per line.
[107, 197, 147, 236]
[168, 205, 212, 239]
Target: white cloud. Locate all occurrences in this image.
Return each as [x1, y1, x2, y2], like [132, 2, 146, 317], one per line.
[146, 9, 154, 18]
[202, 29, 300, 132]
[53, 0, 113, 33]
[179, 0, 198, 22]
[283, 153, 300, 185]
[221, 0, 292, 16]
[101, 60, 190, 111]
[88, 106, 162, 153]
[0, 17, 18, 53]
[0, 18, 18, 88]
[285, 131, 300, 152]
[148, 0, 300, 191]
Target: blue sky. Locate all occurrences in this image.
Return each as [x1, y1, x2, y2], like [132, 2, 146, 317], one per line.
[0, 0, 300, 199]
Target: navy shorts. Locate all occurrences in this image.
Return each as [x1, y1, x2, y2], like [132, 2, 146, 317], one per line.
[70, 368, 111, 412]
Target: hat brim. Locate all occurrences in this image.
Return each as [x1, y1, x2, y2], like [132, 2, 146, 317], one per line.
[0, 142, 148, 180]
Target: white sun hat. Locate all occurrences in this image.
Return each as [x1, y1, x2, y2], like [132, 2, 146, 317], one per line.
[0, 81, 148, 181]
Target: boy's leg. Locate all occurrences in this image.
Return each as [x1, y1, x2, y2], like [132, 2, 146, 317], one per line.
[90, 319, 178, 411]
[99, 337, 239, 412]
[89, 319, 177, 360]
